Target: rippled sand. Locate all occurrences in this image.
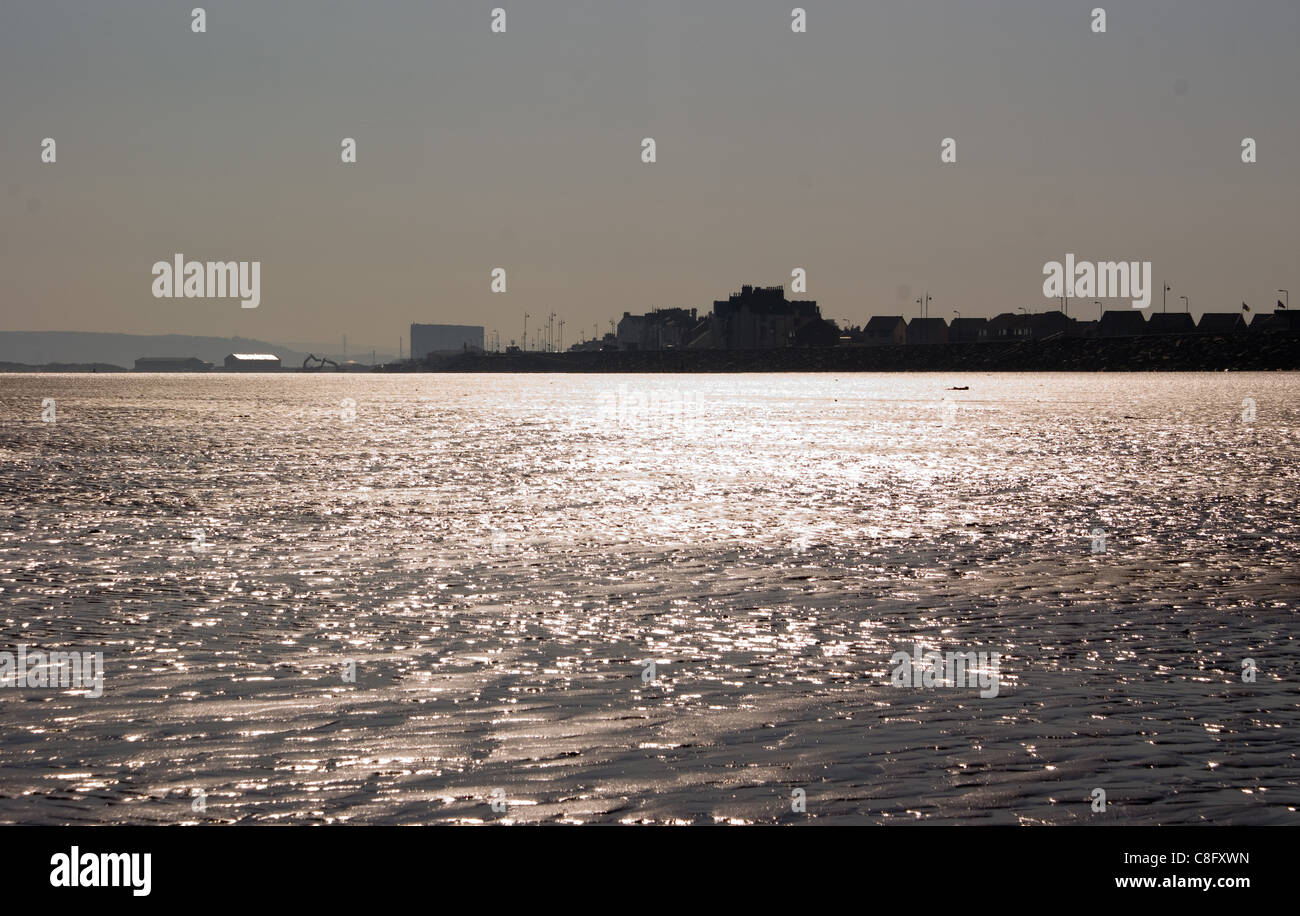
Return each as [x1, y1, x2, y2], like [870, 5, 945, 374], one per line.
[0, 372, 1296, 824]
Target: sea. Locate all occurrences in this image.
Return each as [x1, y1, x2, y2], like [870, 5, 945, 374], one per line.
[0, 372, 1296, 824]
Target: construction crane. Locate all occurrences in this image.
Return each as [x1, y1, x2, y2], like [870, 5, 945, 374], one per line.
[302, 354, 340, 371]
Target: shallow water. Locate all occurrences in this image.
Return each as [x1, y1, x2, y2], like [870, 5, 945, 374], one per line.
[0, 372, 1296, 824]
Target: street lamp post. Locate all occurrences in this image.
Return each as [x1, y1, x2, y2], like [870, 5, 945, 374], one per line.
[1095, 300, 1102, 320]
[1180, 295, 1189, 314]
[952, 310, 960, 342]
[1279, 289, 1290, 311]
[1163, 284, 1171, 313]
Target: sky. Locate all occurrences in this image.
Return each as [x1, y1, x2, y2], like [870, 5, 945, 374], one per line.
[2, 0, 1298, 352]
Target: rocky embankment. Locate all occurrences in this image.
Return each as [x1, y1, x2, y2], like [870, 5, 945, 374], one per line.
[404, 332, 1299, 373]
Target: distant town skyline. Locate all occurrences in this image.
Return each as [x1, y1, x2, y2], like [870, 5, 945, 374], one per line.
[3, 1, 1297, 347]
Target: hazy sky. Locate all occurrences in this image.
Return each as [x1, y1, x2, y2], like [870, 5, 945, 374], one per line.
[3, 0, 1297, 350]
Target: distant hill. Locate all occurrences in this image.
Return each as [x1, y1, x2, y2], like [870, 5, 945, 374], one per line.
[0, 332, 313, 370]
[0, 361, 127, 372]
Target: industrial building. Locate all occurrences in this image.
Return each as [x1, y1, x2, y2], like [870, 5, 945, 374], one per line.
[409, 324, 485, 360]
[224, 353, 281, 371]
[134, 356, 211, 372]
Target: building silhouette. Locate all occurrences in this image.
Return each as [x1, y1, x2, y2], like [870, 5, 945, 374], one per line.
[1029, 310, 1074, 339]
[863, 316, 907, 346]
[1097, 311, 1148, 338]
[616, 308, 699, 350]
[1197, 313, 1247, 335]
[1146, 313, 1196, 335]
[981, 313, 1033, 340]
[410, 324, 485, 360]
[1249, 309, 1300, 333]
[949, 317, 987, 343]
[906, 317, 949, 345]
[703, 285, 823, 349]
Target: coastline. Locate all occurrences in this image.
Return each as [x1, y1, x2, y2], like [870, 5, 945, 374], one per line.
[3, 331, 1295, 374]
